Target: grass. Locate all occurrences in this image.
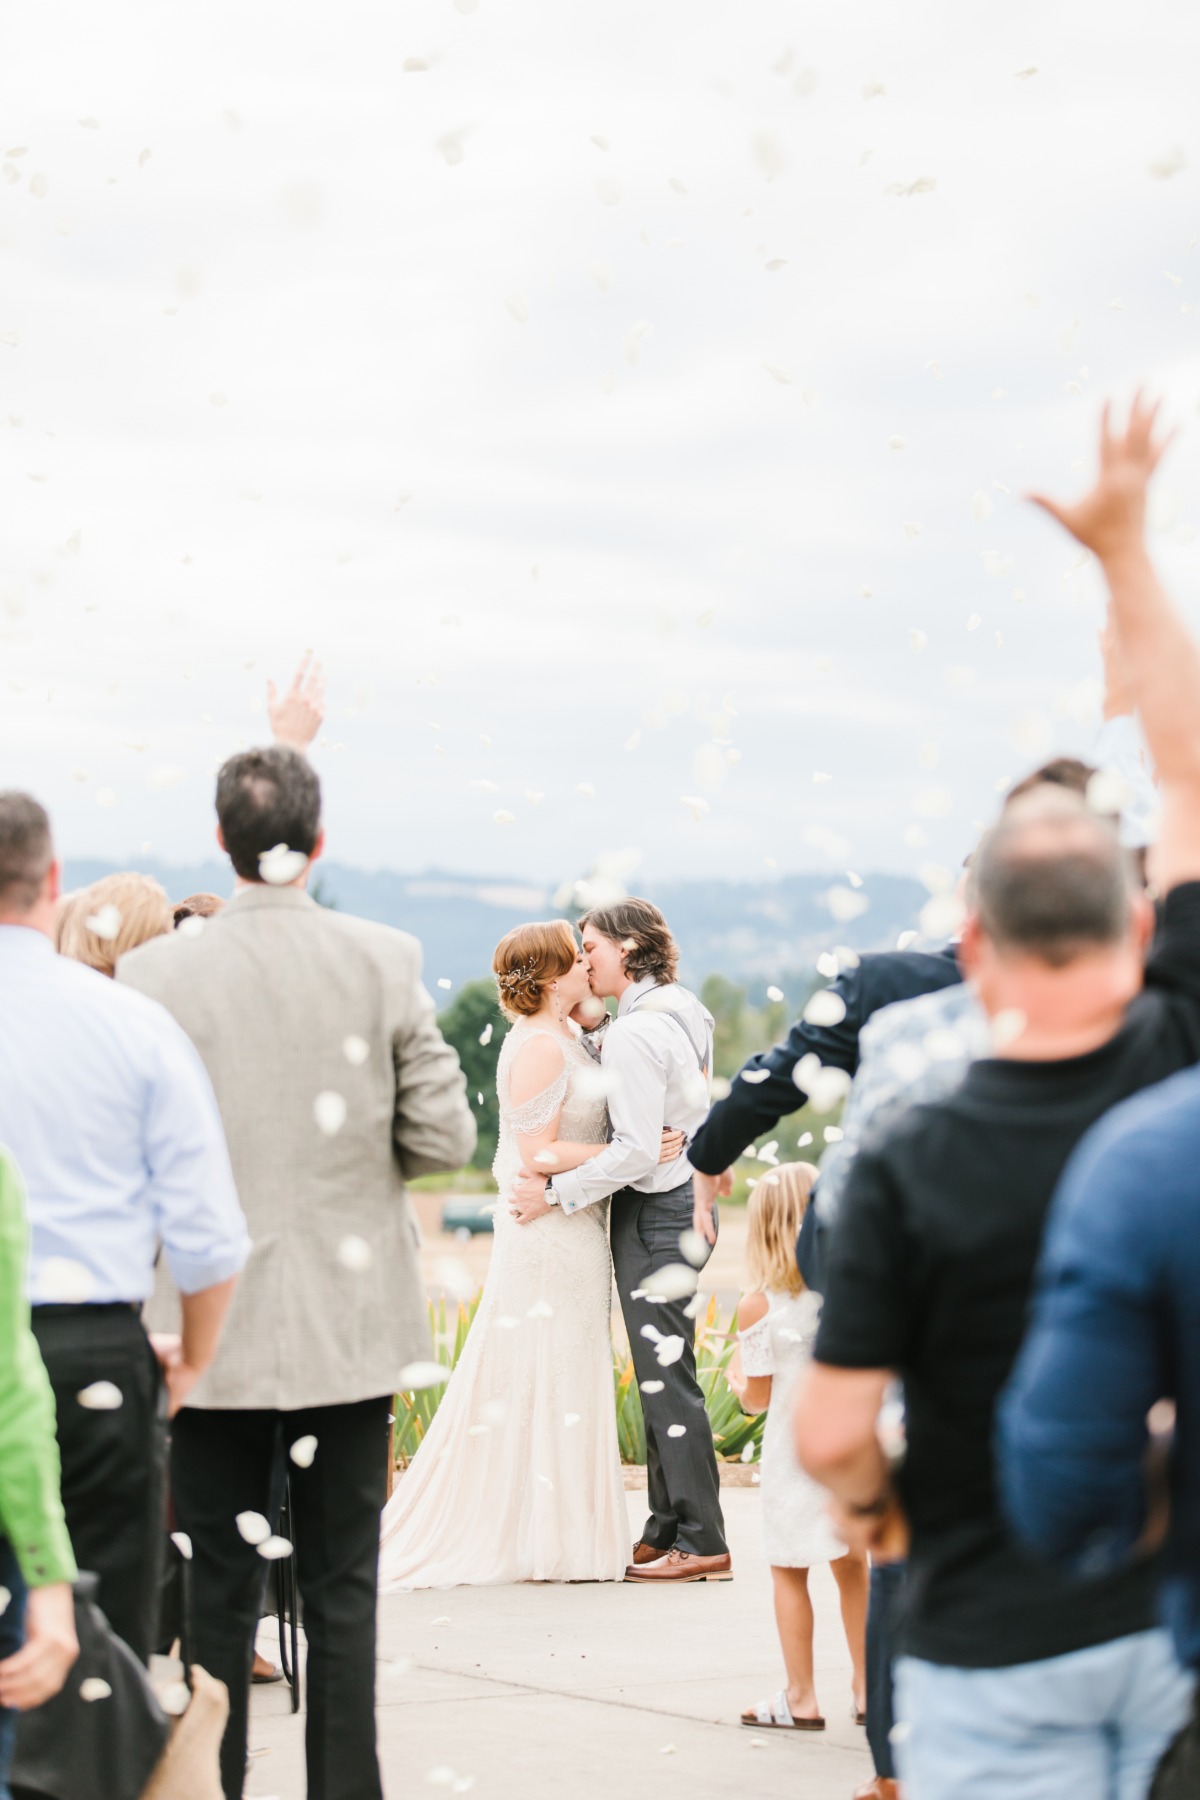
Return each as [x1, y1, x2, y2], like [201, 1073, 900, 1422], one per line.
[394, 1291, 764, 1468]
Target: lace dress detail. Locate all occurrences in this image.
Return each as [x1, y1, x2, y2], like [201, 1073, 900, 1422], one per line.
[740, 1289, 847, 1568]
[379, 1020, 627, 1588]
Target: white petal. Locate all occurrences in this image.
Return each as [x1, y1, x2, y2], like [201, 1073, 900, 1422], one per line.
[803, 989, 847, 1028]
[643, 1263, 698, 1302]
[654, 1335, 686, 1367]
[667, 1424, 687, 1438]
[314, 1090, 347, 1136]
[766, 985, 784, 1003]
[399, 1360, 450, 1389]
[76, 1380, 123, 1410]
[170, 1531, 193, 1560]
[80, 1677, 113, 1701]
[257, 1535, 294, 1561]
[289, 1435, 318, 1469]
[343, 1035, 369, 1066]
[259, 843, 309, 884]
[641, 1379, 665, 1394]
[336, 1233, 372, 1271]
[236, 1510, 271, 1546]
[158, 1681, 191, 1716]
[85, 903, 122, 940]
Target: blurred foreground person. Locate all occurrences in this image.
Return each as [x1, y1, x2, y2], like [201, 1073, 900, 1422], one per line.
[121, 745, 476, 1800]
[58, 872, 172, 977]
[1000, 1073, 1200, 1798]
[0, 793, 247, 1664]
[795, 397, 1200, 1799]
[0, 1153, 78, 1798]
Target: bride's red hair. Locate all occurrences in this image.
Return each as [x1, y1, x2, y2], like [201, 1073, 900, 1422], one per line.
[493, 919, 578, 1019]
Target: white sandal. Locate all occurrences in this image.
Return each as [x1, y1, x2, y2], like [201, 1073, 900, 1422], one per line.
[739, 1689, 825, 1731]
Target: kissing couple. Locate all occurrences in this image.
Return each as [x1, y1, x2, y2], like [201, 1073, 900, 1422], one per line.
[378, 898, 733, 1588]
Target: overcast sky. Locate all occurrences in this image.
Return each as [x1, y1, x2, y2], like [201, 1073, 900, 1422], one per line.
[2, 0, 1199, 899]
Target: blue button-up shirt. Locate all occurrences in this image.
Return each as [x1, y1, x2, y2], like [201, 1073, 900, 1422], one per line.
[0, 925, 249, 1304]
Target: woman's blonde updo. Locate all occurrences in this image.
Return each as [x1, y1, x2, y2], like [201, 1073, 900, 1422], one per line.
[492, 919, 577, 1020]
[58, 872, 173, 978]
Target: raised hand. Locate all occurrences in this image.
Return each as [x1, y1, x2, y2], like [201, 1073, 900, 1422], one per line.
[1030, 392, 1173, 562]
[268, 651, 326, 751]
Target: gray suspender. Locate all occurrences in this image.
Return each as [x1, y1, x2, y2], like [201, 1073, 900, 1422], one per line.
[629, 995, 709, 1074]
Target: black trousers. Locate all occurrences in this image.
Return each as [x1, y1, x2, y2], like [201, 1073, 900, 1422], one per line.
[30, 1304, 166, 1664]
[866, 1560, 906, 1779]
[610, 1180, 727, 1557]
[171, 1395, 392, 1800]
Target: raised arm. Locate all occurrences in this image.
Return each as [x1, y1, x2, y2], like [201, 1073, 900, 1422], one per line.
[268, 651, 326, 753]
[1032, 394, 1200, 890]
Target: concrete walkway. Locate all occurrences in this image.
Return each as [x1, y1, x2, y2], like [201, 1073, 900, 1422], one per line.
[245, 1489, 871, 1800]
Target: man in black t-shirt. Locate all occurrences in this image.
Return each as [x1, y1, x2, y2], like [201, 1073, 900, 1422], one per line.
[795, 395, 1200, 1800]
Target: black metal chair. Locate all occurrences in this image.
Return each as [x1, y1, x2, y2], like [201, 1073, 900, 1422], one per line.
[274, 1480, 301, 1713]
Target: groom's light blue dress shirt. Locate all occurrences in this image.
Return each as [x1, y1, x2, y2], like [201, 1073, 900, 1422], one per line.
[0, 924, 249, 1304]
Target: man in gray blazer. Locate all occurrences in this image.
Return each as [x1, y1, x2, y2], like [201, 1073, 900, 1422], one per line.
[120, 744, 475, 1800]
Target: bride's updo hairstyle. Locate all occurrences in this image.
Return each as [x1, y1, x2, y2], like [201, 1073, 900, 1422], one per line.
[493, 920, 578, 1020]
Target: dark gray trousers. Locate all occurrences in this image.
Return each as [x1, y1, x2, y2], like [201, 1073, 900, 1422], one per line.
[610, 1179, 727, 1557]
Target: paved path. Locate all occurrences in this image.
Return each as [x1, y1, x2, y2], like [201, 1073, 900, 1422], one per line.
[245, 1490, 871, 1800]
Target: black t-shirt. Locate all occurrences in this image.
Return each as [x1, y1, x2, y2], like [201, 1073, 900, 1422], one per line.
[815, 881, 1200, 1669]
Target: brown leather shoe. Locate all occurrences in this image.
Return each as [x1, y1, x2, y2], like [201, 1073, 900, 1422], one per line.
[629, 1539, 668, 1568]
[625, 1548, 732, 1583]
[853, 1780, 900, 1800]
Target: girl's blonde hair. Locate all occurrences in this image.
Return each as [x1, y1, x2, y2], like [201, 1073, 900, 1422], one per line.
[745, 1160, 819, 1297]
[58, 872, 172, 978]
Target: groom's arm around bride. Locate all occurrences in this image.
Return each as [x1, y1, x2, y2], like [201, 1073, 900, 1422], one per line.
[513, 899, 733, 1582]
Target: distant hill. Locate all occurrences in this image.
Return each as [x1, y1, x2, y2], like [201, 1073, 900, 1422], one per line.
[62, 857, 931, 993]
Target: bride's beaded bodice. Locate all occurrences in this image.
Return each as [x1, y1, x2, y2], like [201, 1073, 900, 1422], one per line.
[492, 1020, 609, 1205]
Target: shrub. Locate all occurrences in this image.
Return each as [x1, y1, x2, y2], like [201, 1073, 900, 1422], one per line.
[394, 1290, 764, 1468]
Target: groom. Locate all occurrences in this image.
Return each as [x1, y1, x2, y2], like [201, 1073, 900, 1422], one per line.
[511, 898, 731, 1583]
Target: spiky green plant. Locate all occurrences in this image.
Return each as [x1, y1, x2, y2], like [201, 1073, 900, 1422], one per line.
[394, 1289, 764, 1468]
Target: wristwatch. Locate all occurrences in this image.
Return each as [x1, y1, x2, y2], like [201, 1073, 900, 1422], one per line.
[544, 1181, 561, 1208]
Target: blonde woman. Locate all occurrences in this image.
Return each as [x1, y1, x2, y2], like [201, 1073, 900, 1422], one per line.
[379, 919, 683, 1588]
[730, 1161, 868, 1731]
[57, 873, 172, 977]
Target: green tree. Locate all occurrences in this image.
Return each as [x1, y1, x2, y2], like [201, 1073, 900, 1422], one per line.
[436, 979, 509, 1170]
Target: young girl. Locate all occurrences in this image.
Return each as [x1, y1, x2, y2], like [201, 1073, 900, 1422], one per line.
[730, 1161, 868, 1732]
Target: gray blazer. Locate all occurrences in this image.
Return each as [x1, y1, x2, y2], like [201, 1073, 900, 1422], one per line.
[119, 885, 476, 1410]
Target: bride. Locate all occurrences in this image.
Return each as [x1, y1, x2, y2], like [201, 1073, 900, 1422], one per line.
[379, 919, 683, 1588]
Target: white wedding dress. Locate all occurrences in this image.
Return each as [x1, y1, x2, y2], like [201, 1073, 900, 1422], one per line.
[378, 1020, 629, 1588]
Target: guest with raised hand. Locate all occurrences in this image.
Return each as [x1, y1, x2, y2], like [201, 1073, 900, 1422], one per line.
[119, 736, 476, 1800]
[795, 395, 1200, 1800]
[0, 793, 248, 1666]
[0, 1152, 78, 1787]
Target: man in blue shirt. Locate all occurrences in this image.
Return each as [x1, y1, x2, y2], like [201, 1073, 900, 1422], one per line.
[0, 792, 249, 1663]
[1000, 1064, 1200, 1787]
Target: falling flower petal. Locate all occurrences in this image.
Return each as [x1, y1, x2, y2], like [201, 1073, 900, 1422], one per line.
[76, 1380, 123, 1410]
[258, 1535, 293, 1561]
[314, 1090, 347, 1136]
[289, 1435, 318, 1468]
[236, 1511, 271, 1546]
[81, 1678, 113, 1701]
[803, 990, 848, 1028]
[399, 1360, 450, 1389]
[336, 1233, 372, 1271]
[85, 904, 122, 941]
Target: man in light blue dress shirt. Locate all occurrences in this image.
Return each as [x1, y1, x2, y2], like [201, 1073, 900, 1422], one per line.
[0, 792, 249, 1663]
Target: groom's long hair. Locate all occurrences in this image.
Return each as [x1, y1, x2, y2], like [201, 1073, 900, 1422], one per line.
[578, 897, 679, 986]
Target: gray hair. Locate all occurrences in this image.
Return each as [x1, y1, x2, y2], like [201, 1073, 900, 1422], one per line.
[969, 790, 1136, 969]
[0, 792, 53, 913]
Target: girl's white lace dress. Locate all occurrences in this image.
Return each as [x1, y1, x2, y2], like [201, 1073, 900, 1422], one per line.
[739, 1288, 848, 1568]
[378, 1020, 628, 1588]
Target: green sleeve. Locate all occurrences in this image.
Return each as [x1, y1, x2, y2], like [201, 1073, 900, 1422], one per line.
[0, 1154, 77, 1587]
